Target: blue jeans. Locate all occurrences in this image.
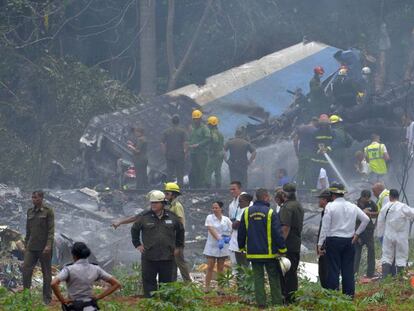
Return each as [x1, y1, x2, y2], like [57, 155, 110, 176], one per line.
[326, 237, 355, 297]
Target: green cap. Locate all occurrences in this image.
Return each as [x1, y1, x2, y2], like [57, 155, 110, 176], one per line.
[283, 183, 296, 193]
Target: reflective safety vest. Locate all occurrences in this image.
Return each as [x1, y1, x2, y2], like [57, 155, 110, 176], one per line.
[364, 142, 387, 175]
[376, 189, 390, 211]
[243, 207, 287, 259]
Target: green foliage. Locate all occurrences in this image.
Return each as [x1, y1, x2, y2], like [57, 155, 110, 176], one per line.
[112, 262, 142, 296]
[294, 280, 355, 311]
[138, 281, 204, 311]
[0, 287, 47, 311]
[234, 265, 256, 304]
[216, 268, 233, 289]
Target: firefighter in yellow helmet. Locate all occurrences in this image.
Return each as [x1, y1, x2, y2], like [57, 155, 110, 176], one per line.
[188, 110, 211, 188]
[206, 116, 224, 188]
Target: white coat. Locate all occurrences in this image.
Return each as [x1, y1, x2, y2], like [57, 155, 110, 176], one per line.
[377, 201, 414, 266]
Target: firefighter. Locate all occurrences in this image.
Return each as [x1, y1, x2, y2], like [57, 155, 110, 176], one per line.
[131, 190, 184, 297]
[308, 66, 329, 118]
[330, 115, 352, 172]
[164, 182, 192, 282]
[332, 67, 358, 108]
[206, 116, 224, 188]
[310, 115, 334, 190]
[238, 188, 287, 308]
[364, 134, 390, 182]
[188, 110, 211, 188]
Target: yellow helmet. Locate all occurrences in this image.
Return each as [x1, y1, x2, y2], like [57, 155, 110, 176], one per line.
[329, 115, 343, 124]
[164, 182, 181, 194]
[207, 116, 219, 126]
[192, 109, 203, 119]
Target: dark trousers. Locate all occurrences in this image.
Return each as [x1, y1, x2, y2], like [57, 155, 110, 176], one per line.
[354, 232, 376, 277]
[171, 247, 192, 282]
[189, 152, 208, 188]
[296, 154, 312, 188]
[282, 252, 300, 303]
[134, 159, 148, 189]
[318, 254, 329, 288]
[251, 261, 283, 307]
[141, 258, 174, 297]
[326, 237, 355, 297]
[228, 163, 247, 187]
[23, 250, 52, 303]
[166, 157, 184, 186]
[235, 251, 249, 267]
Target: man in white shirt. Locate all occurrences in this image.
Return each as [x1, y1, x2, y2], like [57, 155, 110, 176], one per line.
[317, 168, 329, 190]
[376, 189, 414, 278]
[228, 181, 248, 266]
[317, 183, 369, 297]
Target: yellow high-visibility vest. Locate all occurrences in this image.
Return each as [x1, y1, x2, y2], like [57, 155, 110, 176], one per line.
[377, 190, 390, 211]
[364, 142, 387, 175]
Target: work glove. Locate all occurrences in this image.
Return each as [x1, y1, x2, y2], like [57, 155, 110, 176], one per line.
[223, 235, 231, 244]
[217, 239, 225, 250]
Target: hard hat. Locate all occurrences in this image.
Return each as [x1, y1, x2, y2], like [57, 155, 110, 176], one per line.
[362, 67, 371, 75]
[164, 182, 181, 194]
[329, 182, 347, 195]
[314, 66, 325, 75]
[319, 114, 330, 123]
[279, 257, 291, 276]
[148, 190, 166, 202]
[316, 189, 332, 199]
[207, 116, 219, 126]
[192, 109, 203, 119]
[338, 68, 348, 76]
[282, 183, 296, 193]
[329, 115, 343, 124]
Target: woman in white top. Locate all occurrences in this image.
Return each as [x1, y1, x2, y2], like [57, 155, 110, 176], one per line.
[203, 201, 232, 291]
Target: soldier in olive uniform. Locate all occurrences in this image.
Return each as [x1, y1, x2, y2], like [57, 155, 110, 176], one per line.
[206, 116, 224, 188]
[131, 190, 184, 297]
[23, 191, 55, 304]
[128, 127, 148, 189]
[188, 110, 211, 188]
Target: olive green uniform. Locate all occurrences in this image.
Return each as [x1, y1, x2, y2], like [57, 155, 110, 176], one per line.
[23, 204, 55, 303]
[206, 127, 224, 188]
[279, 200, 304, 303]
[131, 209, 184, 297]
[188, 124, 211, 188]
[132, 135, 148, 189]
[168, 199, 192, 282]
[224, 137, 255, 187]
[162, 126, 187, 186]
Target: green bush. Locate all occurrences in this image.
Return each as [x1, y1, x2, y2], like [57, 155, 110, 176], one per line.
[138, 281, 204, 311]
[112, 262, 142, 296]
[0, 287, 47, 311]
[294, 280, 355, 311]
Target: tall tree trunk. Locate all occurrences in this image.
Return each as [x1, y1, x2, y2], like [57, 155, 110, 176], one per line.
[405, 28, 414, 80]
[166, 0, 214, 91]
[139, 0, 156, 97]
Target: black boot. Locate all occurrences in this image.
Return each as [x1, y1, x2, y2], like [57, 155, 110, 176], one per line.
[382, 263, 392, 279]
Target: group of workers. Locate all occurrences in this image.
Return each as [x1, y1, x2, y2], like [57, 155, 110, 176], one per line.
[21, 174, 414, 310]
[129, 109, 256, 190]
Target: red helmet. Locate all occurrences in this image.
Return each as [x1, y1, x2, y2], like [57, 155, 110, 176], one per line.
[314, 66, 325, 75]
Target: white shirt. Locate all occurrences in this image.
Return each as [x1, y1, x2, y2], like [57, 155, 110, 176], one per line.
[228, 193, 244, 252]
[317, 168, 330, 190]
[376, 201, 414, 239]
[318, 197, 370, 246]
[203, 214, 232, 257]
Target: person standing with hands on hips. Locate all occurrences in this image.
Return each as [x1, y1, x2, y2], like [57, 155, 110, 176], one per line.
[203, 201, 232, 292]
[131, 190, 184, 297]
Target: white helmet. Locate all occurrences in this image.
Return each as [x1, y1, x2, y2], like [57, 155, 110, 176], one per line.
[148, 190, 166, 202]
[279, 257, 291, 276]
[362, 67, 371, 75]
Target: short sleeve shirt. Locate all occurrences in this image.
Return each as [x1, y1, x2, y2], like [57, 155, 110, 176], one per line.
[203, 214, 232, 257]
[279, 200, 304, 252]
[57, 259, 112, 301]
[224, 138, 255, 165]
[169, 199, 185, 227]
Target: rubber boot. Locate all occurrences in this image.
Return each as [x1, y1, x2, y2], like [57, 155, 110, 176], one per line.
[382, 263, 392, 279]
